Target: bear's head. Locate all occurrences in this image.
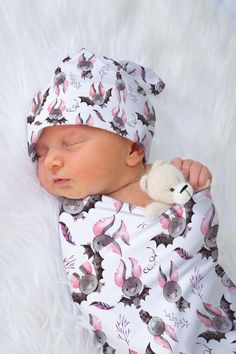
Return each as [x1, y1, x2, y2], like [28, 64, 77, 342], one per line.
[140, 160, 193, 205]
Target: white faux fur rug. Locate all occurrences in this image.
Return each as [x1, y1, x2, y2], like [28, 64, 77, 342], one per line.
[0, 1, 236, 353]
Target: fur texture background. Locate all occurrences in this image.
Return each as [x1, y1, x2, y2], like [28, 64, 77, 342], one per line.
[0, 1, 235, 353]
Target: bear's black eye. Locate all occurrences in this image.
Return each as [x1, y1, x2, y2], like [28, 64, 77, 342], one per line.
[170, 188, 175, 192]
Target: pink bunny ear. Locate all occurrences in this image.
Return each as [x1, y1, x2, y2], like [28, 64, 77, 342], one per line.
[144, 101, 150, 116]
[114, 200, 123, 213]
[134, 130, 140, 143]
[71, 273, 80, 289]
[169, 261, 178, 282]
[47, 99, 57, 112]
[98, 82, 105, 96]
[63, 80, 68, 93]
[141, 134, 149, 151]
[107, 240, 122, 256]
[37, 91, 43, 103]
[93, 215, 115, 236]
[89, 314, 102, 331]
[164, 323, 178, 342]
[89, 83, 96, 98]
[86, 114, 94, 127]
[203, 302, 222, 317]
[196, 310, 212, 327]
[112, 106, 120, 117]
[31, 97, 36, 113]
[113, 221, 130, 245]
[75, 113, 83, 125]
[79, 262, 93, 275]
[201, 204, 215, 235]
[160, 215, 170, 229]
[54, 84, 60, 96]
[121, 109, 127, 124]
[158, 266, 167, 288]
[129, 204, 137, 213]
[128, 350, 138, 354]
[78, 53, 85, 63]
[154, 336, 172, 350]
[115, 88, 121, 103]
[114, 259, 126, 287]
[59, 99, 66, 112]
[172, 205, 184, 217]
[31, 131, 37, 144]
[88, 54, 96, 63]
[122, 88, 128, 102]
[129, 258, 142, 279]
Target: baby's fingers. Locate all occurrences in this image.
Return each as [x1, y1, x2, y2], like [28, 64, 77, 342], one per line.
[196, 165, 212, 190]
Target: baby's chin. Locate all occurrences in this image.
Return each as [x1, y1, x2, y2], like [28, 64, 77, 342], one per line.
[55, 190, 88, 200]
[42, 185, 84, 200]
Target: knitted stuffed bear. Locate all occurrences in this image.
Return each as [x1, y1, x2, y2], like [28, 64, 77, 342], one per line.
[140, 160, 193, 220]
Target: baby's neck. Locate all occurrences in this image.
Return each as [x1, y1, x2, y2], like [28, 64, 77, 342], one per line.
[107, 164, 153, 207]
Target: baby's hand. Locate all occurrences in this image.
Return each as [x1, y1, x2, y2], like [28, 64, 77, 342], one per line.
[171, 157, 212, 191]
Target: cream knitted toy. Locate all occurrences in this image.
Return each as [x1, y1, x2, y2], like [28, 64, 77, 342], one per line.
[140, 160, 193, 220]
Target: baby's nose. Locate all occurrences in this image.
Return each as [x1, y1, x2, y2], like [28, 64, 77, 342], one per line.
[44, 149, 64, 170]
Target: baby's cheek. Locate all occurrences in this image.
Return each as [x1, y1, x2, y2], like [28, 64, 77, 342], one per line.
[37, 165, 48, 186]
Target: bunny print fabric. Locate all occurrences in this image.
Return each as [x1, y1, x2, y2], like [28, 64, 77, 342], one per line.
[59, 189, 236, 353]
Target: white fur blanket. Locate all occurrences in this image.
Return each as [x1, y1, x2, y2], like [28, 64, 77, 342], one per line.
[0, 1, 235, 353]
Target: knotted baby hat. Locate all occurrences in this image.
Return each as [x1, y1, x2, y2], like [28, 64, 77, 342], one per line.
[27, 48, 165, 161]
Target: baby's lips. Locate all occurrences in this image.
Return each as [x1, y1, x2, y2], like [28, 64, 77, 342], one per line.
[53, 178, 70, 185]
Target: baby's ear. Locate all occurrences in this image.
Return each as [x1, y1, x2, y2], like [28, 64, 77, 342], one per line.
[126, 143, 145, 167]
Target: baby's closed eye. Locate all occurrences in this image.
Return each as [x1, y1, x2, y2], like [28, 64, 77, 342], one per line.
[63, 141, 83, 150]
[35, 148, 48, 160]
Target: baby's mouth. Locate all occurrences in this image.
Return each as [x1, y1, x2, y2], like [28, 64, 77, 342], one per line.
[54, 178, 70, 185]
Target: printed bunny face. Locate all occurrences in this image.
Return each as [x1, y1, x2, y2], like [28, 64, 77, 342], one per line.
[163, 280, 182, 303]
[122, 277, 142, 297]
[158, 261, 190, 311]
[62, 198, 84, 215]
[89, 314, 115, 353]
[79, 274, 98, 295]
[72, 264, 98, 296]
[115, 258, 150, 308]
[197, 296, 235, 341]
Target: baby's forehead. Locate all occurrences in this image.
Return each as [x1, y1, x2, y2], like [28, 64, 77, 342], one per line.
[36, 124, 110, 146]
[38, 124, 87, 138]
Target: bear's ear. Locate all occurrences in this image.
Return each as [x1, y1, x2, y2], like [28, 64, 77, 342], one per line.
[153, 159, 163, 168]
[140, 175, 148, 192]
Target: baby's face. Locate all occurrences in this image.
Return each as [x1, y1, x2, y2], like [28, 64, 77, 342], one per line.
[35, 125, 133, 199]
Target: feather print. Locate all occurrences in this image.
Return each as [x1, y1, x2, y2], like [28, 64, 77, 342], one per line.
[173, 247, 193, 260]
[59, 221, 75, 245]
[90, 302, 115, 310]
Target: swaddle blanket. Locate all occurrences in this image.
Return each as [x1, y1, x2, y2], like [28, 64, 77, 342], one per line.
[59, 188, 236, 353]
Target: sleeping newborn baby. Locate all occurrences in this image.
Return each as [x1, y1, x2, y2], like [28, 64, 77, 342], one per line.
[27, 48, 236, 353]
